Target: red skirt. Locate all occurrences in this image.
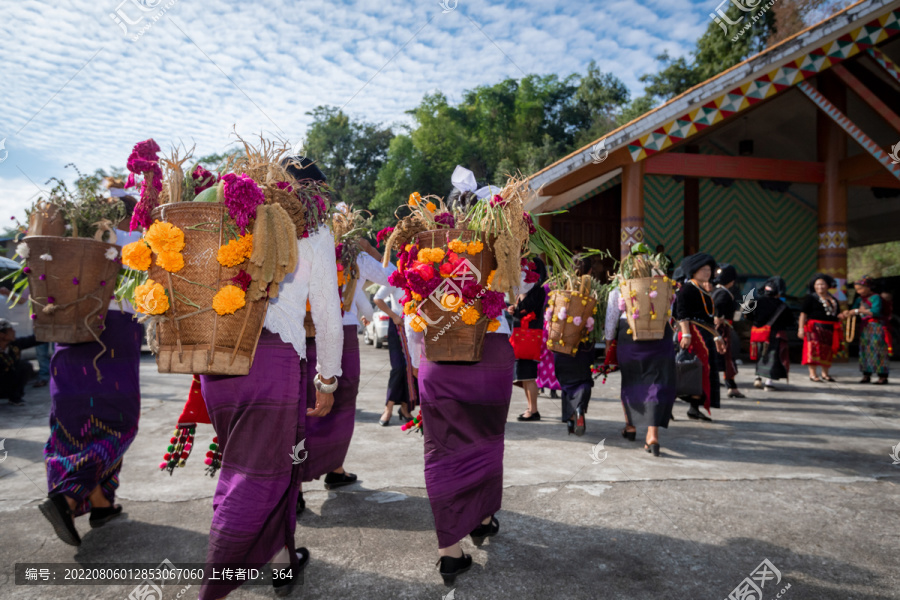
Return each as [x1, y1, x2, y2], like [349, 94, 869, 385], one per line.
[802, 320, 840, 368]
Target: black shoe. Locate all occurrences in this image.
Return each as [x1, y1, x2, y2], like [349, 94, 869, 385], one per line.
[645, 443, 661, 457]
[296, 492, 305, 515]
[566, 420, 575, 435]
[39, 494, 81, 546]
[621, 428, 636, 441]
[859, 375, 871, 384]
[574, 409, 586, 437]
[550, 390, 559, 399]
[324, 471, 358, 489]
[687, 409, 712, 422]
[89, 504, 123, 528]
[273, 548, 310, 597]
[517, 412, 541, 422]
[8, 398, 24, 406]
[437, 553, 473, 587]
[727, 390, 745, 398]
[399, 409, 413, 422]
[470, 516, 499, 546]
[874, 377, 889, 385]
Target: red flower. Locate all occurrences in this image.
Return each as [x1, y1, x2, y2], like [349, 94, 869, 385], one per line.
[230, 270, 252, 292]
[376, 227, 394, 247]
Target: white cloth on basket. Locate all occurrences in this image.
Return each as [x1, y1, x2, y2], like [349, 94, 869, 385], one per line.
[264, 226, 343, 379]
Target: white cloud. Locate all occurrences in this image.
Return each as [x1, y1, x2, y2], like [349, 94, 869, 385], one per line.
[0, 0, 712, 221]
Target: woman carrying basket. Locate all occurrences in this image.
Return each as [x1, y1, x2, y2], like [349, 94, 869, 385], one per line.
[674, 253, 727, 421]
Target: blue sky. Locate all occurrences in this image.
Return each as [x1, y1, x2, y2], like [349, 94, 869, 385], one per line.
[0, 0, 714, 227]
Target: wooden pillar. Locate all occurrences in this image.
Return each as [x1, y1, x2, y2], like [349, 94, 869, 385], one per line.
[683, 145, 700, 257]
[816, 72, 848, 279]
[620, 160, 645, 257]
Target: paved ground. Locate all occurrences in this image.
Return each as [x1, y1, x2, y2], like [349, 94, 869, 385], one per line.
[0, 337, 898, 599]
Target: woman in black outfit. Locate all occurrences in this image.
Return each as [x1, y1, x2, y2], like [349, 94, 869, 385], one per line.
[751, 277, 795, 391]
[798, 273, 840, 382]
[712, 263, 745, 398]
[556, 255, 596, 436]
[512, 257, 547, 422]
[674, 253, 727, 421]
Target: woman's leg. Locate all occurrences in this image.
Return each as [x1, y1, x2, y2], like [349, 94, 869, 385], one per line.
[645, 425, 659, 445]
[523, 381, 538, 415]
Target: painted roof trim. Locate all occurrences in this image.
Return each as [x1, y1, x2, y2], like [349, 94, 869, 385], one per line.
[529, 0, 900, 192]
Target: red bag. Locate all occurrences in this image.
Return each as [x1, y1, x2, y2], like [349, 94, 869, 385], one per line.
[510, 312, 542, 361]
[749, 325, 770, 361]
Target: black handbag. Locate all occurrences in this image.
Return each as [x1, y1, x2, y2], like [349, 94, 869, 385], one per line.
[675, 349, 704, 397]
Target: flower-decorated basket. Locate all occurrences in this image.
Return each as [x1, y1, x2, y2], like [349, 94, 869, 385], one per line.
[20, 234, 122, 344]
[547, 275, 598, 355]
[144, 202, 269, 376]
[620, 276, 675, 341]
[414, 228, 497, 362]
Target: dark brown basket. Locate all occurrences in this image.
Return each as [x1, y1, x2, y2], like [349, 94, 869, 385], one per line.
[24, 236, 121, 344]
[414, 229, 496, 363]
[149, 203, 268, 376]
[547, 276, 597, 356]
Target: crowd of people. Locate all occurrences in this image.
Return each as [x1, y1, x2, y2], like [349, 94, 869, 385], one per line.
[1, 158, 893, 598]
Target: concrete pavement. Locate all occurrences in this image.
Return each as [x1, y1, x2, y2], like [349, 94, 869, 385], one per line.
[0, 337, 898, 599]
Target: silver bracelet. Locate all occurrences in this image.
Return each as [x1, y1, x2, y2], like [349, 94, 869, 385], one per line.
[314, 374, 339, 394]
[714, 336, 722, 342]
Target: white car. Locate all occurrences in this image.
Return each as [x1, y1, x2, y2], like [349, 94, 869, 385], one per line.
[364, 310, 390, 348]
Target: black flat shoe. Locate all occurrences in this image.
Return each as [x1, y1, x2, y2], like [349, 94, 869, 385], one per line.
[687, 409, 712, 422]
[39, 494, 81, 546]
[273, 547, 310, 597]
[621, 428, 636, 441]
[379, 416, 390, 426]
[296, 492, 305, 515]
[574, 409, 586, 437]
[517, 412, 541, 422]
[727, 390, 746, 398]
[874, 377, 889, 385]
[809, 376, 821, 382]
[89, 504, 123, 528]
[550, 390, 559, 399]
[859, 375, 871, 384]
[644, 443, 661, 457]
[437, 553, 473, 586]
[566, 420, 575, 435]
[324, 471, 358, 489]
[823, 376, 836, 382]
[470, 516, 499, 546]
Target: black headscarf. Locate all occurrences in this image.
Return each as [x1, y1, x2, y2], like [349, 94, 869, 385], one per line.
[762, 276, 786, 298]
[681, 252, 716, 279]
[714, 263, 737, 286]
[281, 155, 327, 183]
[673, 265, 686, 285]
[807, 272, 836, 294]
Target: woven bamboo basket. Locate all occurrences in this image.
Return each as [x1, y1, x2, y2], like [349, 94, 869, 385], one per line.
[620, 276, 675, 341]
[547, 275, 597, 355]
[415, 228, 496, 362]
[149, 203, 268, 376]
[23, 236, 122, 344]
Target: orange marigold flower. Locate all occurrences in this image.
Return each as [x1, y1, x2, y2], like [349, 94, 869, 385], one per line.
[428, 247, 445, 263]
[467, 240, 484, 254]
[212, 285, 246, 316]
[425, 201, 437, 212]
[409, 192, 421, 207]
[409, 314, 426, 332]
[487, 319, 500, 332]
[403, 300, 418, 316]
[133, 279, 169, 315]
[460, 306, 479, 325]
[217, 234, 253, 268]
[122, 240, 151, 271]
[411, 292, 422, 301]
[156, 251, 184, 273]
[487, 270, 496, 287]
[144, 221, 185, 255]
[447, 239, 467, 253]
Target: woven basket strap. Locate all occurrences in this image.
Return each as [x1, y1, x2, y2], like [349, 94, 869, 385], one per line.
[579, 275, 591, 295]
[208, 206, 225, 369]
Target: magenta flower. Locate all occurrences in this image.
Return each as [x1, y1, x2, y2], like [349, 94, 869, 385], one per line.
[376, 227, 394, 247]
[275, 181, 294, 193]
[30, 314, 37, 320]
[461, 280, 483, 301]
[72, 277, 79, 285]
[221, 173, 265, 235]
[388, 270, 407, 289]
[48, 296, 55, 304]
[335, 243, 344, 261]
[230, 270, 252, 292]
[434, 212, 455, 228]
[39, 274, 46, 281]
[481, 291, 506, 319]
[490, 194, 507, 208]
[125, 139, 163, 230]
[23, 267, 31, 274]
[523, 211, 536, 235]
[100, 280, 107, 286]
[191, 165, 218, 194]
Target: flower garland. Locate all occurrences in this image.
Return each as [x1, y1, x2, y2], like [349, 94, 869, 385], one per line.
[126, 139, 164, 231]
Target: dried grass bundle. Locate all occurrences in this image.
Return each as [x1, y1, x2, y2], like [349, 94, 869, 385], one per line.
[246, 203, 298, 301]
[381, 213, 428, 268]
[160, 143, 196, 204]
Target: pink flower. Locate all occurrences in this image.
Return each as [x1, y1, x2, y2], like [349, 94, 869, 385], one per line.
[221, 173, 266, 235]
[649, 290, 658, 298]
[192, 165, 218, 194]
[461, 280, 483, 301]
[48, 296, 55, 304]
[100, 280, 107, 286]
[39, 274, 46, 281]
[275, 181, 294, 193]
[523, 211, 536, 234]
[335, 243, 344, 260]
[125, 139, 163, 230]
[586, 317, 594, 329]
[490, 194, 507, 207]
[481, 291, 506, 319]
[617, 296, 626, 312]
[72, 277, 79, 285]
[434, 212, 455, 228]
[230, 270, 252, 291]
[376, 227, 394, 247]
[388, 270, 407, 289]
[23, 267, 31, 274]
[558, 307, 567, 319]
[573, 316, 582, 326]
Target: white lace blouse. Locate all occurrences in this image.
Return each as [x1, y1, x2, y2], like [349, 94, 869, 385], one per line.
[342, 252, 395, 326]
[604, 287, 627, 341]
[264, 226, 343, 379]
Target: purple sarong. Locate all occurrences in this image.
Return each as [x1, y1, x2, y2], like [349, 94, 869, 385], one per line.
[199, 330, 306, 600]
[44, 311, 141, 516]
[419, 333, 514, 548]
[302, 324, 359, 482]
[618, 324, 676, 428]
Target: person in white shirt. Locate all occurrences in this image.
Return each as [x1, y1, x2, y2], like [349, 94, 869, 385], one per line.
[299, 236, 394, 505]
[374, 282, 416, 426]
[198, 158, 343, 599]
